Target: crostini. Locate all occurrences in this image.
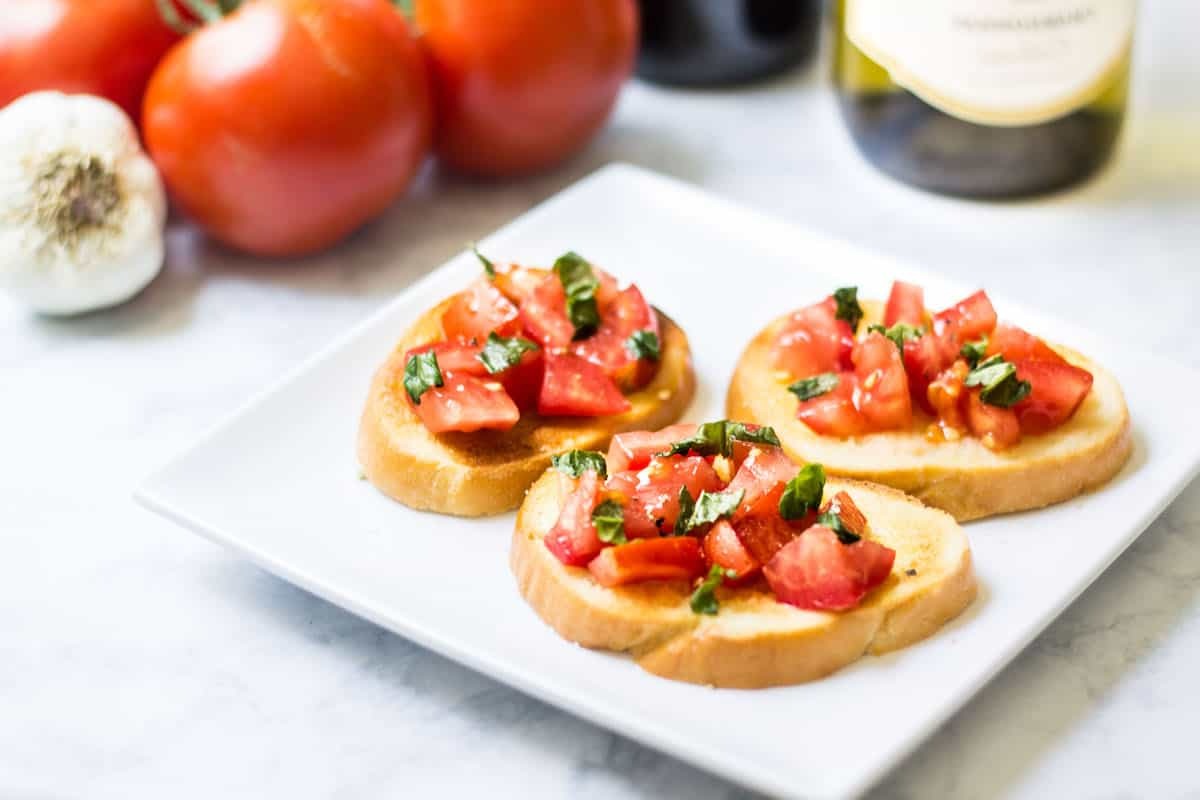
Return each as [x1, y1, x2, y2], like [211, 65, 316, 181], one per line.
[358, 250, 695, 515]
[727, 282, 1131, 521]
[510, 420, 977, 688]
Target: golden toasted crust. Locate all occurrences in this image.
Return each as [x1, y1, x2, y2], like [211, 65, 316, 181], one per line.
[511, 470, 977, 688]
[357, 297, 695, 516]
[726, 303, 1132, 521]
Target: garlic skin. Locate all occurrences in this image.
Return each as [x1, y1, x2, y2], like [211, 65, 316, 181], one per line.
[0, 92, 167, 315]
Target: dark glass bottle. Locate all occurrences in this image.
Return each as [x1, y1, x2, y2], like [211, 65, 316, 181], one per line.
[636, 0, 821, 87]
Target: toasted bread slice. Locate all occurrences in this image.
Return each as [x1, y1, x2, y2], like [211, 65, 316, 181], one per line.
[511, 469, 976, 688]
[357, 298, 695, 516]
[727, 302, 1132, 521]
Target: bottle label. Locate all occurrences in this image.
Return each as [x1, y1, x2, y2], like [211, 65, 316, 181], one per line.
[845, 0, 1135, 126]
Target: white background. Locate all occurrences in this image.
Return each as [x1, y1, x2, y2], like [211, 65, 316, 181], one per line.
[3, 5, 1199, 799]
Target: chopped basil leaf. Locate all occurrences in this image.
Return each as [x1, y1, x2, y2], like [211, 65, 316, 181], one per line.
[551, 450, 608, 479]
[778, 464, 826, 520]
[960, 335, 989, 368]
[833, 286, 864, 331]
[674, 486, 696, 535]
[965, 354, 1032, 408]
[660, 420, 781, 459]
[867, 322, 924, 351]
[477, 332, 538, 374]
[788, 373, 839, 402]
[403, 351, 443, 404]
[625, 329, 660, 361]
[471, 244, 495, 279]
[553, 251, 601, 340]
[689, 564, 737, 616]
[675, 488, 744, 536]
[592, 498, 626, 544]
[817, 511, 861, 544]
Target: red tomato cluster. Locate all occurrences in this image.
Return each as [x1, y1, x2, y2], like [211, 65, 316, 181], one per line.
[772, 282, 1094, 449]
[403, 257, 659, 434]
[545, 425, 896, 612]
[1, 0, 637, 257]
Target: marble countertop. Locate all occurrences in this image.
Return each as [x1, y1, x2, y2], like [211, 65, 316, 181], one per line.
[4, 7, 1199, 799]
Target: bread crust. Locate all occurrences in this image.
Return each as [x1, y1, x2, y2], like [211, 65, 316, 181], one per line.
[727, 306, 1132, 521]
[511, 470, 977, 688]
[357, 298, 695, 516]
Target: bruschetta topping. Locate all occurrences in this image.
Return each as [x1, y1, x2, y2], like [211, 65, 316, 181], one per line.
[772, 281, 1094, 449]
[403, 249, 666, 434]
[543, 421, 897, 614]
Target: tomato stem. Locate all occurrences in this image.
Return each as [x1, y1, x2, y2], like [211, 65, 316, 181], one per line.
[155, 0, 242, 34]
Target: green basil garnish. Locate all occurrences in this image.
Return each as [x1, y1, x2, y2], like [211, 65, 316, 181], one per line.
[689, 564, 737, 616]
[778, 464, 826, 520]
[868, 322, 924, 351]
[674, 488, 744, 536]
[965, 354, 1032, 408]
[817, 511, 861, 544]
[592, 498, 626, 544]
[551, 450, 608, 479]
[660, 420, 781, 459]
[403, 351, 443, 404]
[625, 329, 660, 361]
[477, 332, 538, 374]
[472, 244, 495, 279]
[833, 286, 864, 332]
[960, 335, 989, 368]
[788, 373, 839, 402]
[553, 251, 601, 340]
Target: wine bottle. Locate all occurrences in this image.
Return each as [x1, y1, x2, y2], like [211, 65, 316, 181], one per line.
[833, 0, 1135, 198]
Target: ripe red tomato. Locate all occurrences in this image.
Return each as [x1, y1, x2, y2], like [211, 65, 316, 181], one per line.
[441, 279, 521, 342]
[988, 323, 1067, 365]
[933, 290, 998, 342]
[412, 373, 520, 434]
[606, 455, 722, 538]
[884, 280, 926, 328]
[703, 520, 761, 584]
[1013, 360, 1093, 434]
[414, 0, 638, 177]
[537, 352, 630, 417]
[606, 423, 695, 473]
[587, 537, 706, 588]
[0, 0, 180, 120]
[545, 470, 604, 567]
[143, 0, 433, 257]
[572, 285, 659, 390]
[764, 526, 895, 611]
[853, 331, 913, 431]
[795, 375, 867, 437]
[962, 389, 1021, 450]
[770, 299, 855, 378]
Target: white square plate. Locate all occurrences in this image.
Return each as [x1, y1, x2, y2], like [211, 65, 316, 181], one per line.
[137, 164, 1200, 800]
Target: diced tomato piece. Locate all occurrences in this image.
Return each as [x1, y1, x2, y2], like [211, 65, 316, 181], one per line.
[492, 264, 549, 306]
[853, 331, 912, 431]
[962, 389, 1021, 450]
[988, 323, 1068, 365]
[733, 485, 804, 564]
[703, 519, 761, 584]
[927, 360, 969, 434]
[1013, 360, 1094, 434]
[587, 537, 706, 587]
[770, 299, 855, 378]
[726, 445, 800, 518]
[606, 423, 696, 473]
[497, 349, 544, 411]
[903, 333, 955, 413]
[572, 284, 660, 390]
[405, 341, 488, 376]
[537, 352, 630, 417]
[933, 290, 997, 342]
[884, 280, 926, 327]
[519, 274, 575, 348]
[764, 526, 896, 611]
[822, 491, 867, 537]
[441, 278, 522, 342]
[544, 471, 604, 566]
[796, 374, 867, 437]
[607, 455, 723, 538]
[413, 373, 520, 433]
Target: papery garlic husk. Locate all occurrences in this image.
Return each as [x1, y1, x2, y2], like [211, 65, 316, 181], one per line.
[0, 91, 167, 315]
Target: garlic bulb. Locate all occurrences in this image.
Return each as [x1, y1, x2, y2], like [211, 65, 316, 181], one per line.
[0, 92, 167, 315]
